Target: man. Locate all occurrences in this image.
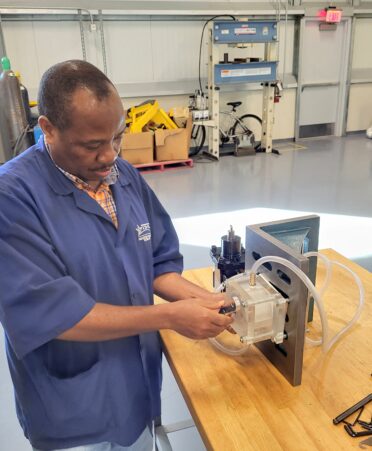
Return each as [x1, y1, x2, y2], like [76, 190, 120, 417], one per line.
[0, 60, 232, 451]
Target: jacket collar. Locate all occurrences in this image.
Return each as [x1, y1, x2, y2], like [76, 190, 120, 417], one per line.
[36, 138, 75, 195]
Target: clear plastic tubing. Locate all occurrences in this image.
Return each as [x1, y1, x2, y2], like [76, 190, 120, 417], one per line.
[304, 252, 333, 298]
[304, 252, 365, 351]
[209, 336, 250, 356]
[250, 256, 329, 352]
[303, 251, 333, 346]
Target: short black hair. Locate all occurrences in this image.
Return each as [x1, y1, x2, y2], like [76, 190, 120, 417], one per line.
[37, 60, 115, 130]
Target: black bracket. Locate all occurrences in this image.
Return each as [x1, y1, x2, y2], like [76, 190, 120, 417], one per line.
[333, 393, 372, 438]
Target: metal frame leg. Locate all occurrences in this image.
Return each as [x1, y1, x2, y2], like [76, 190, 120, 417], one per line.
[155, 418, 195, 451]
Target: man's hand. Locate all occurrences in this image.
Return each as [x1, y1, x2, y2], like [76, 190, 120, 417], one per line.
[58, 283, 236, 343]
[199, 292, 237, 333]
[166, 296, 233, 339]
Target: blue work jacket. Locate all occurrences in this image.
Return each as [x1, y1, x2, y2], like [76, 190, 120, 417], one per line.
[0, 139, 183, 450]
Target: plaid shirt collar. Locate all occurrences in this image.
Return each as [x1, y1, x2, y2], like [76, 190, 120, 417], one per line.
[44, 138, 119, 190]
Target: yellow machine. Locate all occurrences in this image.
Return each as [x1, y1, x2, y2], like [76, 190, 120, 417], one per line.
[126, 100, 178, 133]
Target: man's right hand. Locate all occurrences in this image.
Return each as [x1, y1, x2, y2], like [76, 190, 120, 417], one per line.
[58, 297, 234, 343]
[166, 297, 233, 340]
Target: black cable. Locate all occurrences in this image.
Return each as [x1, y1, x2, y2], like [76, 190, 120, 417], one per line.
[198, 15, 236, 95]
[193, 154, 216, 164]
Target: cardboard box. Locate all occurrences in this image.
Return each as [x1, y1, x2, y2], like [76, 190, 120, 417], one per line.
[155, 115, 192, 161]
[170, 107, 189, 128]
[120, 131, 154, 165]
[172, 116, 188, 128]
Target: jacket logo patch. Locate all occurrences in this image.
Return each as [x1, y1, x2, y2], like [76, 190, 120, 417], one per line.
[136, 223, 151, 242]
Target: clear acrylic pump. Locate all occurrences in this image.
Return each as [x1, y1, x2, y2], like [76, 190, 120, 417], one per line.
[210, 251, 365, 356]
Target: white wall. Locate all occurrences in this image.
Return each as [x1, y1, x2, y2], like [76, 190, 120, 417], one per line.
[347, 85, 372, 131]
[3, 17, 296, 88]
[105, 20, 205, 85]
[2, 20, 83, 95]
[1, 11, 370, 138]
[346, 18, 372, 131]
[2, 15, 297, 139]
[347, 17, 372, 131]
[351, 18, 372, 69]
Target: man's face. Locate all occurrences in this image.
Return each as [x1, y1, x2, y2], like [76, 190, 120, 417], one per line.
[39, 85, 125, 189]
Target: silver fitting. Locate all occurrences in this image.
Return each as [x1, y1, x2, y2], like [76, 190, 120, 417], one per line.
[240, 335, 252, 345]
[232, 296, 241, 312]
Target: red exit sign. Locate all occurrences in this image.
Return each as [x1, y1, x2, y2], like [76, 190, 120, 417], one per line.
[326, 9, 343, 23]
[318, 7, 343, 23]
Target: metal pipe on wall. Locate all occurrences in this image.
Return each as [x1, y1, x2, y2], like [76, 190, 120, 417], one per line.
[78, 9, 87, 61]
[98, 10, 107, 75]
[0, 14, 6, 58]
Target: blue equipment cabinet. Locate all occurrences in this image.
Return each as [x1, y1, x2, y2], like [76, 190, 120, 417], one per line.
[214, 61, 278, 84]
[213, 21, 278, 44]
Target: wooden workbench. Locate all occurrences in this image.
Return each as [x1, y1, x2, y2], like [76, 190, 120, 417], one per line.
[160, 249, 372, 450]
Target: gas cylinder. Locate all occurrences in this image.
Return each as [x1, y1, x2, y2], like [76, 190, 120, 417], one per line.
[0, 56, 30, 157]
[15, 71, 32, 126]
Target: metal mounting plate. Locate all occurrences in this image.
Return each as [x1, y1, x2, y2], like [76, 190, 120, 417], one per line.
[245, 215, 320, 386]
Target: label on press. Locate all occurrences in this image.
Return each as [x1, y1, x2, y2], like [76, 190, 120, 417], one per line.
[220, 67, 272, 78]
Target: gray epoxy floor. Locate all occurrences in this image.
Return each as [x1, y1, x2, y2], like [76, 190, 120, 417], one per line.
[1, 134, 371, 451]
[147, 135, 372, 222]
[145, 135, 372, 273]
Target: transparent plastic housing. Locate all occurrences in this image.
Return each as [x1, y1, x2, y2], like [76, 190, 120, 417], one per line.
[225, 274, 287, 345]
